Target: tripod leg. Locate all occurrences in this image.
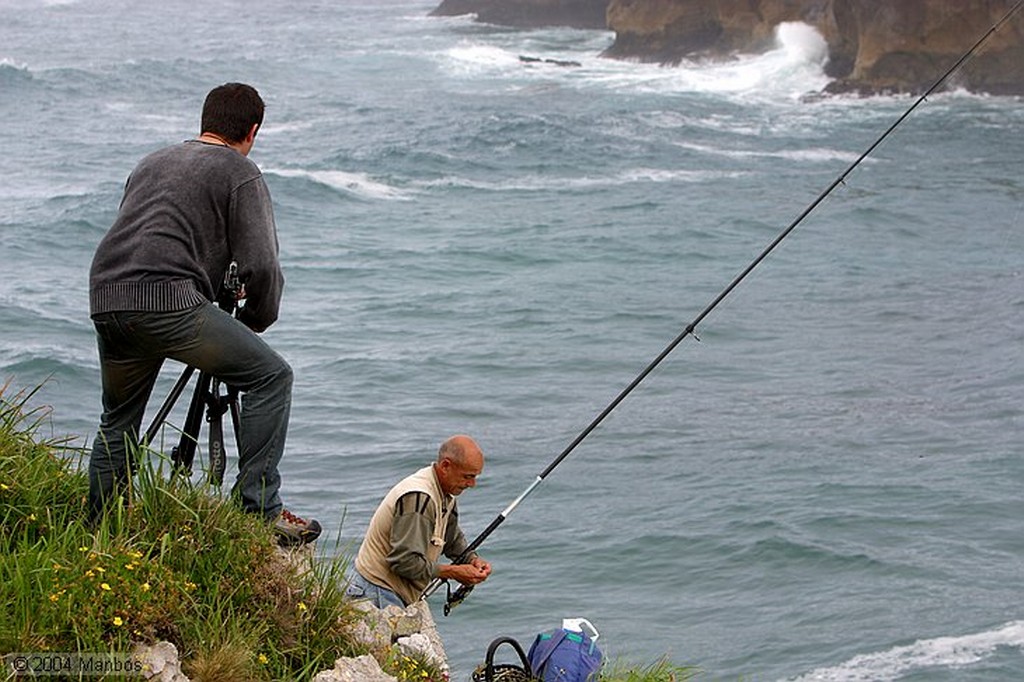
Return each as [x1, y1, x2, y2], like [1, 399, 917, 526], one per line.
[207, 378, 229, 487]
[228, 387, 242, 482]
[172, 372, 211, 474]
[228, 388, 241, 449]
[144, 365, 196, 446]
[208, 384, 241, 488]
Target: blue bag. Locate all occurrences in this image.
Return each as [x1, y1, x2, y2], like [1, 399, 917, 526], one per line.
[527, 627, 603, 682]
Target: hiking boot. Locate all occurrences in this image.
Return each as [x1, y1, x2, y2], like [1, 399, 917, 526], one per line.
[272, 509, 322, 547]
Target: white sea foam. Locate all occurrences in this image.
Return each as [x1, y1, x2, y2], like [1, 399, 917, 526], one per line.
[258, 120, 316, 136]
[776, 21, 829, 66]
[444, 43, 521, 74]
[651, 21, 830, 98]
[579, 22, 832, 102]
[788, 621, 1024, 681]
[265, 168, 412, 201]
[438, 21, 830, 101]
[674, 140, 862, 164]
[419, 167, 743, 193]
[4, 0, 79, 7]
[0, 56, 31, 73]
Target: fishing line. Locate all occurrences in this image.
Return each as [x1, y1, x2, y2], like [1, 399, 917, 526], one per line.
[423, 0, 1024, 615]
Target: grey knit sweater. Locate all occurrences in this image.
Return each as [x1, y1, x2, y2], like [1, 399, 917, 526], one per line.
[89, 140, 283, 332]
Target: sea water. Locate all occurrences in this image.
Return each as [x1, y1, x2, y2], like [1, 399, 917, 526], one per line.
[1, 1, 1022, 680]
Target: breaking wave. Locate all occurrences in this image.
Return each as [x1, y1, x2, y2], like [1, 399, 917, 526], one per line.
[789, 621, 1024, 681]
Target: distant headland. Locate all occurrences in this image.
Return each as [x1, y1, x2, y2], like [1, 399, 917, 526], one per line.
[431, 0, 1024, 95]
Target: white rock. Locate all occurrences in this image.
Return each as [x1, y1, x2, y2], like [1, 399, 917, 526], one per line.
[133, 641, 190, 682]
[311, 654, 396, 682]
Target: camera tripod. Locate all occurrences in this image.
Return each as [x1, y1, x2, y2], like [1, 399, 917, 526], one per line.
[142, 363, 239, 486]
[141, 263, 241, 486]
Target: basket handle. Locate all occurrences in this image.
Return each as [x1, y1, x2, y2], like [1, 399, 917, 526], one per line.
[484, 636, 533, 682]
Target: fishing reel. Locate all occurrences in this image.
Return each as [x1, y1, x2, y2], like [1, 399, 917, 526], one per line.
[443, 581, 474, 616]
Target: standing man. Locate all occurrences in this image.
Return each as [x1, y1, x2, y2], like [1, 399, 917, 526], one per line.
[349, 435, 492, 608]
[87, 82, 320, 547]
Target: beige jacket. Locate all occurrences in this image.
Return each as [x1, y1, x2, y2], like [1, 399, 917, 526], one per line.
[355, 465, 457, 605]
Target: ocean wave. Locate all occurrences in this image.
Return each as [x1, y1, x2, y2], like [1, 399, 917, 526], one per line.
[673, 140, 864, 164]
[0, 57, 33, 84]
[788, 621, 1024, 681]
[438, 21, 829, 101]
[736, 535, 885, 573]
[257, 120, 316, 136]
[571, 22, 830, 101]
[418, 167, 744, 192]
[0, 296, 92, 328]
[0, 346, 97, 380]
[642, 24, 828, 98]
[0, 0, 78, 9]
[444, 42, 522, 73]
[265, 168, 413, 201]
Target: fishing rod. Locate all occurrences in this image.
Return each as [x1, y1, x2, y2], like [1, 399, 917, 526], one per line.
[423, 0, 1024, 616]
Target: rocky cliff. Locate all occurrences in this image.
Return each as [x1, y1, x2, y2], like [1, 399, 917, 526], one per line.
[431, 0, 1024, 95]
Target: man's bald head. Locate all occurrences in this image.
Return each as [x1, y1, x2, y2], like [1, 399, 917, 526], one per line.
[435, 435, 484, 496]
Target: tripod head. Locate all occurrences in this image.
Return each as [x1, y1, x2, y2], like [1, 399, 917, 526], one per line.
[216, 261, 241, 314]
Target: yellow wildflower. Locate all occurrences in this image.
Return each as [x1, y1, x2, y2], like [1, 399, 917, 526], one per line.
[1, 483, 9, 490]
[296, 601, 308, 612]
[112, 616, 123, 627]
[141, 582, 151, 592]
[258, 654, 269, 665]
[49, 593, 60, 603]
[100, 583, 111, 591]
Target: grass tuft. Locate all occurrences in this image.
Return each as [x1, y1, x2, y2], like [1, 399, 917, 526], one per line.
[602, 657, 702, 681]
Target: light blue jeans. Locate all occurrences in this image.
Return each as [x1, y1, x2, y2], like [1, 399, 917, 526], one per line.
[345, 569, 406, 609]
[88, 302, 292, 522]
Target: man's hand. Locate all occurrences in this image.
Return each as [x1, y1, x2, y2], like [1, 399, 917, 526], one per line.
[439, 556, 492, 586]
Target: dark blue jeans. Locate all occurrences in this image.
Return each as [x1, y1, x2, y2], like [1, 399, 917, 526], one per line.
[88, 302, 292, 522]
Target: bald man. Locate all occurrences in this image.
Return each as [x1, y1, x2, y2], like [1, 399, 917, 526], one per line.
[349, 435, 493, 608]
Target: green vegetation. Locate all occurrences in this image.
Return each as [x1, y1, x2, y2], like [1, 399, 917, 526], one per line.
[0, 383, 699, 681]
[601, 658, 700, 681]
[0, 383, 360, 680]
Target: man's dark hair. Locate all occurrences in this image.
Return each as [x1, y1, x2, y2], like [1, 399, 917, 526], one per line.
[201, 82, 265, 143]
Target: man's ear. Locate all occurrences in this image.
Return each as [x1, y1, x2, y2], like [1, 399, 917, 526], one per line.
[246, 123, 259, 144]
